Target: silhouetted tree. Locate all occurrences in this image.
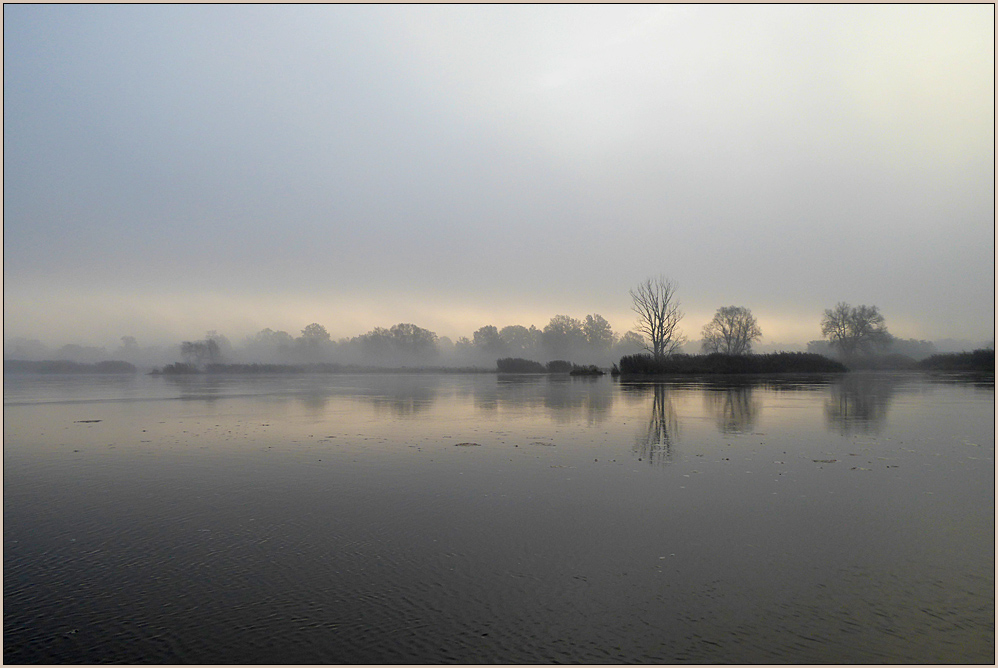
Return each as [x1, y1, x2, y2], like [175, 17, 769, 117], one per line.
[543, 315, 586, 360]
[821, 303, 890, 356]
[180, 338, 221, 368]
[293, 323, 331, 361]
[499, 324, 542, 357]
[701, 306, 762, 355]
[473, 325, 507, 357]
[352, 323, 438, 365]
[251, 328, 295, 349]
[359, 327, 393, 359]
[389, 323, 439, 361]
[630, 276, 685, 359]
[298, 323, 331, 346]
[583, 314, 615, 354]
[119, 336, 138, 353]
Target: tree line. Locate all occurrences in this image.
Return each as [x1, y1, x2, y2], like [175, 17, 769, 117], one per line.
[138, 279, 992, 371]
[6, 275, 988, 371]
[200, 315, 651, 369]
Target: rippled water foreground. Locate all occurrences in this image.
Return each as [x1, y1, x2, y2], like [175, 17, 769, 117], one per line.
[4, 371, 994, 663]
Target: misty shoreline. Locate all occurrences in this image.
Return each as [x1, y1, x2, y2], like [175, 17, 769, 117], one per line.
[5, 349, 993, 377]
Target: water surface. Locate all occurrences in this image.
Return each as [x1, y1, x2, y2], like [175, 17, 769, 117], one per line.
[4, 371, 994, 663]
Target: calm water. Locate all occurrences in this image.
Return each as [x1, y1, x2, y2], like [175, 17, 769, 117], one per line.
[4, 371, 994, 664]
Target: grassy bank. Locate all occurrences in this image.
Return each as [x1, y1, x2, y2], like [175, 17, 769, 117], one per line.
[618, 352, 847, 375]
[4, 360, 136, 374]
[915, 349, 995, 372]
[151, 362, 495, 375]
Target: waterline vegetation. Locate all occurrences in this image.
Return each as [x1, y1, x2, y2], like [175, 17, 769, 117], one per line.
[5, 278, 993, 376]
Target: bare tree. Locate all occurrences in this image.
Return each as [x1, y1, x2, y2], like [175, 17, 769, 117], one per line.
[180, 338, 221, 368]
[821, 303, 890, 356]
[701, 306, 762, 355]
[630, 276, 685, 359]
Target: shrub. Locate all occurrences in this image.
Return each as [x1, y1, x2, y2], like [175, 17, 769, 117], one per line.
[545, 360, 574, 373]
[618, 352, 847, 375]
[160, 362, 200, 374]
[916, 349, 995, 372]
[569, 364, 604, 376]
[496, 357, 547, 373]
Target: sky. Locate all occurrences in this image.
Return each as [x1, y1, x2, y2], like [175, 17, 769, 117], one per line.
[4, 4, 995, 350]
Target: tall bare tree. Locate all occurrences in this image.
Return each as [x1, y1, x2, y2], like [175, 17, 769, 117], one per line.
[630, 276, 685, 359]
[701, 306, 762, 355]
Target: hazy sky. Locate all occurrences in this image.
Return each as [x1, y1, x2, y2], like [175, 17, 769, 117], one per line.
[4, 4, 994, 348]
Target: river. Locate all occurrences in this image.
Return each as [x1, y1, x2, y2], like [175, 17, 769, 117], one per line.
[3, 371, 994, 663]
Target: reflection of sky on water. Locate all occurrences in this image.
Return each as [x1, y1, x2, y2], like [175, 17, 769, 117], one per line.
[702, 384, 762, 435]
[4, 372, 993, 665]
[7, 372, 982, 448]
[822, 373, 909, 435]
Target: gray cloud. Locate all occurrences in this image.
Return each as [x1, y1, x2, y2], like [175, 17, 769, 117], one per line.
[4, 4, 993, 348]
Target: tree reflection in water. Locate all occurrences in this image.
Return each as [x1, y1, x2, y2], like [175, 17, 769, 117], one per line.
[824, 373, 900, 434]
[623, 384, 679, 465]
[702, 382, 761, 434]
[366, 381, 438, 417]
[543, 377, 614, 425]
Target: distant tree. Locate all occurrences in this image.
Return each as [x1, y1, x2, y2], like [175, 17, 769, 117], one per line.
[499, 325, 541, 356]
[473, 325, 507, 357]
[245, 328, 296, 362]
[389, 323, 438, 361]
[806, 339, 833, 356]
[205, 330, 232, 360]
[3, 337, 50, 360]
[452, 336, 474, 362]
[251, 328, 295, 349]
[298, 323, 331, 346]
[583, 314, 615, 354]
[359, 327, 393, 359]
[886, 337, 937, 361]
[543, 315, 586, 360]
[293, 323, 331, 361]
[180, 338, 221, 368]
[820, 303, 890, 356]
[701, 306, 762, 355]
[630, 276, 685, 359]
[614, 330, 647, 358]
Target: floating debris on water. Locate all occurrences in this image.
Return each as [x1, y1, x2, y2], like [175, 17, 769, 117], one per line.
[454, 442, 481, 447]
[74, 420, 101, 423]
[813, 459, 837, 463]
